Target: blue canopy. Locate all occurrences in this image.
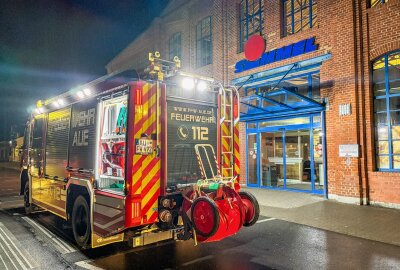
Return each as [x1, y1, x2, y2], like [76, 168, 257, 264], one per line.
[240, 87, 324, 121]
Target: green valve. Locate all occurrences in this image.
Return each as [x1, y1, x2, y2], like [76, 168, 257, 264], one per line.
[110, 182, 124, 189]
[208, 183, 219, 190]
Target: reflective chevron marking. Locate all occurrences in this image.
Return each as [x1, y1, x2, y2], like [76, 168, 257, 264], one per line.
[132, 83, 160, 225]
[234, 124, 240, 177]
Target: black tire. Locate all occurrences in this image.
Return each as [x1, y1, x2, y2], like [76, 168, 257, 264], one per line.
[191, 196, 220, 238]
[23, 182, 33, 215]
[72, 195, 91, 248]
[238, 191, 260, 227]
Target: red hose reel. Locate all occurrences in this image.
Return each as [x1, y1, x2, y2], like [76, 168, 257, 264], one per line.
[182, 185, 259, 243]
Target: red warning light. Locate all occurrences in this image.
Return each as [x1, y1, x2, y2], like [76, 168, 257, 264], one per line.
[135, 88, 142, 105]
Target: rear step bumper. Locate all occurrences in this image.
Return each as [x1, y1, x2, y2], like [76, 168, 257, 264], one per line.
[130, 229, 177, 247]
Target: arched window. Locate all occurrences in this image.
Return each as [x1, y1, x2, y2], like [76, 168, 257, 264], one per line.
[239, 0, 264, 52]
[373, 51, 400, 170]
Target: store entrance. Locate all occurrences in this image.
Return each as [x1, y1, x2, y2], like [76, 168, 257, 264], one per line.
[247, 114, 325, 194]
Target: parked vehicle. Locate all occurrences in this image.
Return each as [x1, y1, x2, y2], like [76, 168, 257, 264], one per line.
[20, 53, 259, 249]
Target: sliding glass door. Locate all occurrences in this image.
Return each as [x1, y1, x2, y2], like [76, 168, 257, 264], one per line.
[246, 114, 325, 194]
[260, 132, 283, 188]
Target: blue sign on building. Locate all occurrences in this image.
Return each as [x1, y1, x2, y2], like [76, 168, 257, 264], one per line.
[235, 37, 318, 73]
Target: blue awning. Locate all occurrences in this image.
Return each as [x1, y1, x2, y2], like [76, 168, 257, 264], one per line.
[233, 53, 331, 121]
[240, 87, 324, 121]
[232, 53, 331, 87]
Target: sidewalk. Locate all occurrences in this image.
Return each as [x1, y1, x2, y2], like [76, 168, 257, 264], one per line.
[244, 187, 400, 247]
[0, 161, 20, 171]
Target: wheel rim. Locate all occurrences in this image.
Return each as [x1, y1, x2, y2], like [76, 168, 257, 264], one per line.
[75, 205, 88, 237]
[192, 200, 215, 235]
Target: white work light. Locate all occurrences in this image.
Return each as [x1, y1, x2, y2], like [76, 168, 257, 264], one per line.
[83, 88, 92, 96]
[57, 98, 65, 106]
[181, 77, 195, 90]
[196, 80, 208, 91]
[52, 101, 60, 108]
[77, 90, 85, 99]
[35, 107, 44, 114]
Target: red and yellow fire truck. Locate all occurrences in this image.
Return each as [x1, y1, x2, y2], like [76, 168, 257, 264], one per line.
[20, 53, 259, 249]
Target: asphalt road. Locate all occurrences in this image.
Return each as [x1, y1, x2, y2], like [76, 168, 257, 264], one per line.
[1, 167, 400, 270]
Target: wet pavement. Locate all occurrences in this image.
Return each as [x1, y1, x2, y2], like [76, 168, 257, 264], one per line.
[1, 166, 400, 269]
[244, 187, 400, 246]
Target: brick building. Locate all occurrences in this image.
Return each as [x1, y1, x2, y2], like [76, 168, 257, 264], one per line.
[107, 0, 400, 208]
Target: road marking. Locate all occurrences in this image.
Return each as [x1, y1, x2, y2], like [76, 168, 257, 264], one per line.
[75, 260, 104, 270]
[21, 216, 77, 254]
[0, 254, 9, 270]
[0, 222, 35, 269]
[0, 241, 18, 270]
[256, 218, 276, 224]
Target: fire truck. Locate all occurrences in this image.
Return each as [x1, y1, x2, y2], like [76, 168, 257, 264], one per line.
[20, 53, 259, 249]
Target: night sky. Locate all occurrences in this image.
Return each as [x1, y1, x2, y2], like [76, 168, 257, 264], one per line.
[0, 0, 169, 140]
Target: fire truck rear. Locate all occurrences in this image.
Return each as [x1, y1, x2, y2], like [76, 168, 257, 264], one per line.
[20, 53, 259, 249]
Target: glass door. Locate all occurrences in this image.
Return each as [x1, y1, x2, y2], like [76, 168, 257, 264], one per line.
[260, 132, 284, 187]
[247, 133, 258, 185]
[246, 114, 326, 194]
[312, 127, 324, 191]
[285, 129, 312, 191]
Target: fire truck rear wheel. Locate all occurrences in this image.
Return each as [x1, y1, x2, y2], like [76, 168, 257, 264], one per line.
[238, 191, 260, 227]
[24, 182, 33, 215]
[72, 195, 91, 248]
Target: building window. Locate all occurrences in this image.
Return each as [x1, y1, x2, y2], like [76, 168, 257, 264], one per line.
[169, 32, 181, 61]
[196, 17, 212, 67]
[370, 0, 389, 7]
[239, 0, 264, 52]
[373, 51, 400, 170]
[282, 0, 317, 37]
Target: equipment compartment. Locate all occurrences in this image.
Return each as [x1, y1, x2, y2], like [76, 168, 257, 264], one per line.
[97, 94, 128, 194]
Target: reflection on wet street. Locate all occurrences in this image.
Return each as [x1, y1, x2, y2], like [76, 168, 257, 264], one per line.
[29, 210, 400, 270]
[1, 168, 400, 270]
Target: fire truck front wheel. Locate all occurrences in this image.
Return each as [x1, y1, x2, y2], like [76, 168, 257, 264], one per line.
[72, 195, 91, 248]
[24, 182, 33, 214]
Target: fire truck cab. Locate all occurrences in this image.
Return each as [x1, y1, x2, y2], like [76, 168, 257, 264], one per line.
[20, 53, 259, 249]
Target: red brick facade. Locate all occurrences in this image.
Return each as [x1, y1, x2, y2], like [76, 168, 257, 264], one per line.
[107, 0, 400, 208]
